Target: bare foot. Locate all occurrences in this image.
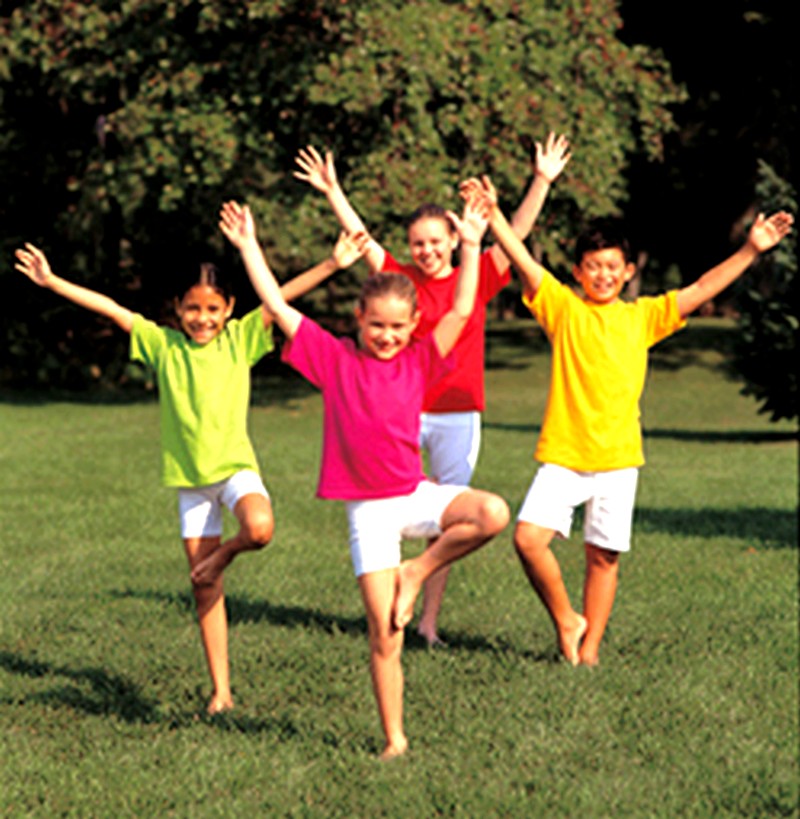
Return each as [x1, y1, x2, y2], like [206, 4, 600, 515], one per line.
[379, 738, 408, 761]
[207, 694, 234, 716]
[393, 562, 424, 630]
[578, 647, 599, 667]
[557, 614, 587, 667]
[191, 545, 233, 586]
[416, 627, 447, 649]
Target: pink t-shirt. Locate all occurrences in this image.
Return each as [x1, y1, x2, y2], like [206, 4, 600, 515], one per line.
[381, 249, 510, 412]
[281, 318, 454, 500]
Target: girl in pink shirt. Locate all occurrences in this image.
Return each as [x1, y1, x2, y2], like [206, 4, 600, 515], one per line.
[294, 134, 570, 645]
[220, 196, 509, 760]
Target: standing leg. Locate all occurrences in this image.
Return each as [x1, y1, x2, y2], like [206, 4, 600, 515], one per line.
[184, 536, 233, 714]
[514, 521, 587, 666]
[191, 493, 274, 585]
[579, 542, 620, 667]
[357, 568, 408, 760]
[417, 412, 480, 646]
[394, 489, 509, 630]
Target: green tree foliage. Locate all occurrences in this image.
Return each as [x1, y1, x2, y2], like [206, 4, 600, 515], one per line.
[0, 0, 684, 388]
[733, 163, 797, 422]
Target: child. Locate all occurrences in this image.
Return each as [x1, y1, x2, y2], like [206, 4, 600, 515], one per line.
[468, 176, 793, 667]
[14, 231, 369, 714]
[219, 197, 509, 759]
[294, 133, 571, 645]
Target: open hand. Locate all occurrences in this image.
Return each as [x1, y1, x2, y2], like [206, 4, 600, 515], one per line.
[535, 131, 571, 184]
[15, 243, 55, 287]
[448, 191, 491, 247]
[294, 146, 338, 194]
[332, 230, 372, 269]
[747, 211, 794, 254]
[219, 201, 256, 249]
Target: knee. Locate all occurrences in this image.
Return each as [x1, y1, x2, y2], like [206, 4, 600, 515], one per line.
[514, 522, 550, 560]
[370, 629, 403, 661]
[241, 510, 274, 549]
[585, 543, 619, 570]
[479, 493, 510, 536]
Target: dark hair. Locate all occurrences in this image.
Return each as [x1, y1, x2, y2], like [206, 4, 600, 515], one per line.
[178, 262, 234, 303]
[358, 272, 418, 313]
[405, 203, 455, 235]
[574, 218, 632, 265]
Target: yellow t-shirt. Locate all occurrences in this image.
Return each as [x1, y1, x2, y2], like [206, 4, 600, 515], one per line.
[524, 271, 686, 471]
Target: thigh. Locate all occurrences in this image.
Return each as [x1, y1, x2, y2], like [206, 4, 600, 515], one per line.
[517, 463, 589, 538]
[346, 497, 405, 578]
[182, 535, 222, 569]
[178, 485, 224, 539]
[357, 567, 400, 641]
[584, 468, 638, 553]
[421, 412, 481, 485]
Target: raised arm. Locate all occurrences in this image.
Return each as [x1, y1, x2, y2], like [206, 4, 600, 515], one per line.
[432, 195, 489, 357]
[280, 230, 372, 302]
[294, 145, 386, 272]
[218, 202, 302, 339]
[468, 176, 548, 299]
[15, 244, 135, 332]
[675, 211, 794, 318]
[487, 131, 571, 270]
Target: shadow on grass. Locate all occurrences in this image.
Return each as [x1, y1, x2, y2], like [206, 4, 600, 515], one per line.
[644, 428, 797, 443]
[635, 506, 798, 549]
[109, 589, 556, 663]
[0, 650, 159, 723]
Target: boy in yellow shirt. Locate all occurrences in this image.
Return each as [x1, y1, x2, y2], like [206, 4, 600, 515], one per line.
[467, 177, 793, 666]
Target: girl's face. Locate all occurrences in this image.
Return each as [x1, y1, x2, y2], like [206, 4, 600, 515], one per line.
[355, 294, 420, 361]
[407, 216, 458, 279]
[176, 284, 234, 345]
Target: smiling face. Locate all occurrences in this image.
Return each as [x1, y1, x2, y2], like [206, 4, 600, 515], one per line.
[176, 284, 235, 345]
[355, 293, 420, 361]
[572, 247, 636, 305]
[407, 216, 458, 279]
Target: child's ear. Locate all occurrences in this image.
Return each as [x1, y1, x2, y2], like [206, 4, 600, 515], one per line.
[623, 262, 637, 282]
[174, 297, 183, 316]
[224, 296, 235, 319]
[410, 309, 421, 332]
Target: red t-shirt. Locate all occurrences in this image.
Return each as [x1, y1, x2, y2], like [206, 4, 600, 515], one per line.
[381, 249, 510, 412]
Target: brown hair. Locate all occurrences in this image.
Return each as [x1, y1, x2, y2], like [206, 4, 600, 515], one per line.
[405, 203, 455, 235]
[358, 272, 418, 313]
[178, 262, 234, 303]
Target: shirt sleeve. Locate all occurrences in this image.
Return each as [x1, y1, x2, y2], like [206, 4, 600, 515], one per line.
[478, 247, 512, 304]
[281, 317, 340, 389]
[129, 314, 166, 367]
[641, 291, 687, 347]
[236, 306, 275, 365]
[521, 268, 564, 338]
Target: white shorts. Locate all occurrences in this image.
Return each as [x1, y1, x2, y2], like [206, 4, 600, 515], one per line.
[345, 480, 468, 577]
[517, 463, 639, 553]
[420, 411, 481, 485]
[177, 470, 270, 539]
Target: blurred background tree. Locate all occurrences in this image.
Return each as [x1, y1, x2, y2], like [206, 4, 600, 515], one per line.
[0, 0, 682, 388]
[0, 0, 794, 421]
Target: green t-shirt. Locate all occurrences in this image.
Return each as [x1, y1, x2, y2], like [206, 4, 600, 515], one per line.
[130, 307, 274, 487]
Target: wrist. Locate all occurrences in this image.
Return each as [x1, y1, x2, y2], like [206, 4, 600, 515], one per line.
[534, 171, 554, 185]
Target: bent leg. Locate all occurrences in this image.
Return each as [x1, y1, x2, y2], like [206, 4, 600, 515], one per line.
[579, 542, 620, 667]
[358, 568, 408, 759]
[184, 536, 233, 714]
[514, 521, 586, 666]
[191, 493, 274, 585]
[416, 558, 450, 646]
[395, 489, 509, 630]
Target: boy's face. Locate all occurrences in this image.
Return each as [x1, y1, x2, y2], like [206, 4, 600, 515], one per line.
[355, 294, 420, 360]
[572, 247, 636, 305]
[407, 217, 458, 279]
[176, 284, 234, 345]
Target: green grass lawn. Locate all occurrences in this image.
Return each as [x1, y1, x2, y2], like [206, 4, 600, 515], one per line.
[1, 320, 797, 817]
